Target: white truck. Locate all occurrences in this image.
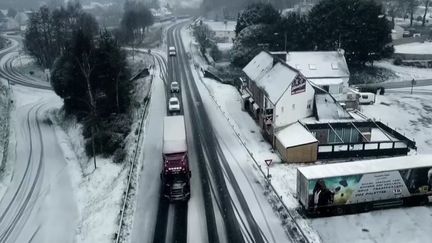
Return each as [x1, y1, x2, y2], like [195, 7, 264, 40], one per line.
[168, 46, 176, 56]
[297, 155, 432, 216]
[161, 115, 191, 201]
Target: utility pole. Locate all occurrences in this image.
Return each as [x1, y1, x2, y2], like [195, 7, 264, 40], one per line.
[411, 79, 416, 94]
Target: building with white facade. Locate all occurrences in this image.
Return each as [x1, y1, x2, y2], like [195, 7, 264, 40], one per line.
[284, 50, 350, 101]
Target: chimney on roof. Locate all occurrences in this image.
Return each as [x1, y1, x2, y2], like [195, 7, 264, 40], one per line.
[337, 48, 345, 56]
[270, 51, 287, 65]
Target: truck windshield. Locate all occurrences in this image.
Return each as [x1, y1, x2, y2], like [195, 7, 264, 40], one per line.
[165, 173, 188, 182]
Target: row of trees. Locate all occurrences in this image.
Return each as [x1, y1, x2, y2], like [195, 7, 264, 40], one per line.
[24, 2, 134, 163]
[231, 0, 393, 68]
[51, 29, 132, 162]
[24, 2, 98, 68]
[381, 0, 430, 27]
[116, 1, 154, 46]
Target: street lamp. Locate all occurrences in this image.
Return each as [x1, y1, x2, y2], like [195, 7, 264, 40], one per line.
[64, 96, 97, 171]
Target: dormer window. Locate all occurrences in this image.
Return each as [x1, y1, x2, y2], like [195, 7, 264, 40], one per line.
[331, 63, 339, 70]
[308, 64, 317, 70]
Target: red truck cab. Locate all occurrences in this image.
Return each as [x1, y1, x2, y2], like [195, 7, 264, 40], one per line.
[161, 116, 191, 201]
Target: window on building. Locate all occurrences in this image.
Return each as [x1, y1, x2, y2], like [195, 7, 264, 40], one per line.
[307, 100, 312, 109]
[331, 63, 339, 70]
[308, 64, 317, 70]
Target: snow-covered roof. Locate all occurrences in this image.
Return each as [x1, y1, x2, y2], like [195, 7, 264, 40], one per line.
[163, 116, 187, 154]
[276, 122, 318, 148]
[217, 43, 233, 51]
[309, 78, 345, 86]
[315, 94, 352, 120]
[204, 21, 236, 32]
[256, 62, 298, 103]
[243, 51, 275, 82]
[286, 51, 350, 79]
[394, 42, 432, 55]
[298, 155, 432, 180]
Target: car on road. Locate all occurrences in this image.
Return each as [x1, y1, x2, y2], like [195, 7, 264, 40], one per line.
[169, 46, 176, 56]
[170, 81, 180, 93]
[168, 97, 180, 112]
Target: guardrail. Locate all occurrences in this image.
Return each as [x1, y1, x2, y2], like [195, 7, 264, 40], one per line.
[114, 67, 154, 243]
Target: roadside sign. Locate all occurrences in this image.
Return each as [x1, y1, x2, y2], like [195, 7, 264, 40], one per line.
[265, 159, 272, 166]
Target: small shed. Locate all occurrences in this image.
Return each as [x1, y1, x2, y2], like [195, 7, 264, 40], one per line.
[275, 122, 318, 163]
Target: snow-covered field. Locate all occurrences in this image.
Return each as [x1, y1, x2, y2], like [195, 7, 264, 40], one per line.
[160, 0, 202, 9]
[12, 54, 47, 81]
[395, 42, 432, 54]
[375, 60, 432, 82]
[362, 91, 432, 153]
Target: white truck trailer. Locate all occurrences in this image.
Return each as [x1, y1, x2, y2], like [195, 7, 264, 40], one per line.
[297, 155, 432, 216]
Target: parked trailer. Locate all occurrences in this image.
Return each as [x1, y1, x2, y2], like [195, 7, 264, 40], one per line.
[297, 155, 432, 216]
[161, 116, 191, 201]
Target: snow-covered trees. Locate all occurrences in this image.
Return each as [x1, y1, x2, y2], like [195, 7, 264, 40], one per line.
[24, 2, 98, 68]
[118, 1, 154, 45]
[51, 30, 132, 159]
[308, 0, 393, 66]
[234, 3, 280, 36]
[231, 0, 393, 67]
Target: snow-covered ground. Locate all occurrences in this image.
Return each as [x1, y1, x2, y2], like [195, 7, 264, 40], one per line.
[361, 91, 432, 153]
[395, 41, 432, 54]
[49, 110, 127, 243]
[12, 54, 47, 81]
[160, 0, 202, 9]
[0, 84, 78, 243]
[374, 60, 432, 82]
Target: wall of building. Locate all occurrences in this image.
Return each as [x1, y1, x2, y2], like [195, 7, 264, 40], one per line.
[275, 138, 318, 163]
[274, 80, 314, 128]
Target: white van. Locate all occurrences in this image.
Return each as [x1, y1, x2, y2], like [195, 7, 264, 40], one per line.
[359, 92, 375, 105]
[169, 46, 176, 56]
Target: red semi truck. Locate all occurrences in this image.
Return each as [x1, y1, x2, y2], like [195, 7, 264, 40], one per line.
[161, 115, 191, 201]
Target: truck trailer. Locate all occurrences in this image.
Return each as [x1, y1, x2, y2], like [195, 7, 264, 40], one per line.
[161, 115, 191, 201]
[297, 155, 432, 216]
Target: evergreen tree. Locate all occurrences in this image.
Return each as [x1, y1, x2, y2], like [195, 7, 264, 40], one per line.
[308, 0, 393, 66]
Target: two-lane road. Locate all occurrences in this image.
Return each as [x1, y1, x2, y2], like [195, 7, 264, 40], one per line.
[0, 35, 77, 243]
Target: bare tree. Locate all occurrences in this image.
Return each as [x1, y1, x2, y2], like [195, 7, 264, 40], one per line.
[409, 0, 419, 27]
[76, 52, 98, 171]
[423, 0, 430, 26]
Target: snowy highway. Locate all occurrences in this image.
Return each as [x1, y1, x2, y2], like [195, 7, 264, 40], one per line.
[130, 21, 293, 243]
[0, 35, 78, 243]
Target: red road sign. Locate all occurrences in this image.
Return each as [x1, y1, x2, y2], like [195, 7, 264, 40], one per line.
[265, 159, 272, 166]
